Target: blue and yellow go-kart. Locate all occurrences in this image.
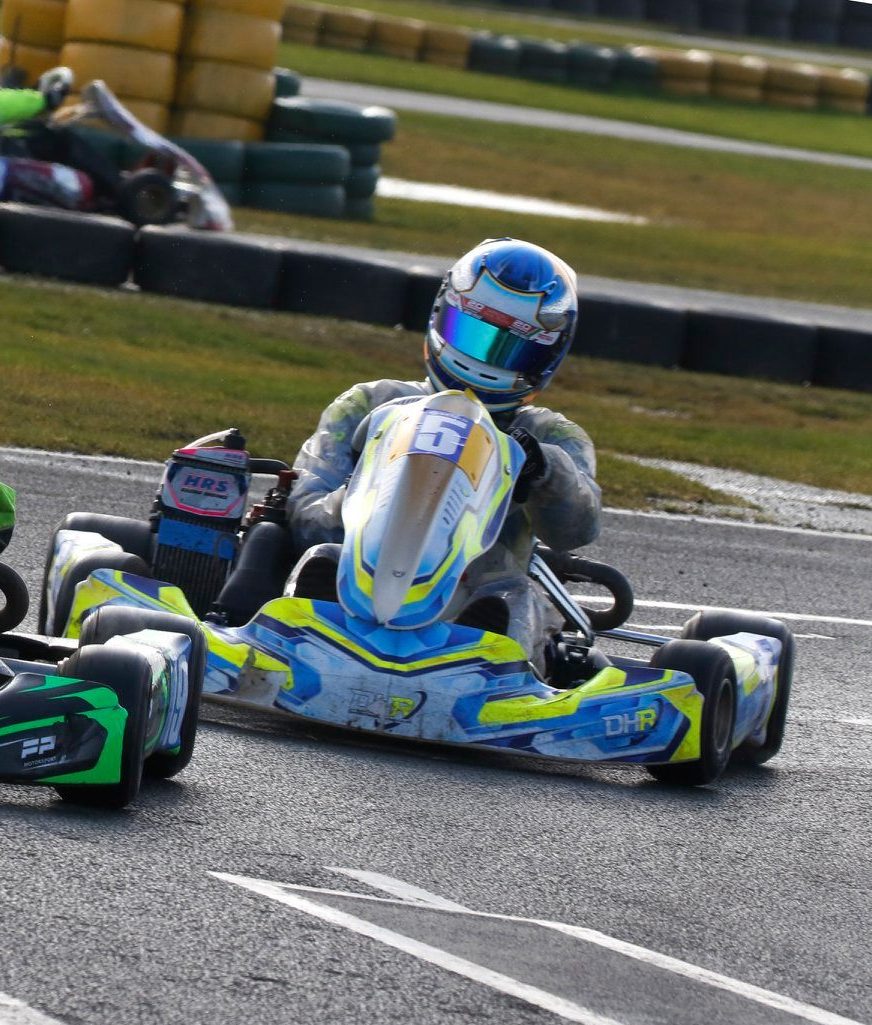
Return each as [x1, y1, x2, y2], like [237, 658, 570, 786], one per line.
[38, 395, 794, 787]
[0, 560, 206, 808]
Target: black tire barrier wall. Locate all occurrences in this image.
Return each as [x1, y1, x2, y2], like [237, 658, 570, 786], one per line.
[491, 0, 862, 49]
[0, 205, 869, 392]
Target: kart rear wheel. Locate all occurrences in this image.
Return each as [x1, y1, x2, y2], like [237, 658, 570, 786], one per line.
[78, 605, 206, 779]
[54, 645, 151, 809]
[38, 513, 153, 635]
[117, 170, 176, 227]
[0, 563, 29, 632]
[646, 640, 737, 786]
[681, 610, 794, 765]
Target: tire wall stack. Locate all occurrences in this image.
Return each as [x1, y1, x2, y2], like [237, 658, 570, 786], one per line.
[264, 96, 396, 219]
[1, 0, 68, 86]
[280, 2, 872, 116]
[171, 0, 283, 142]
[59, 0, 185, 133]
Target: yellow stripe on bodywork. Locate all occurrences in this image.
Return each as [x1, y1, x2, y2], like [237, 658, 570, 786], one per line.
[660, 679, 702, 761]
[711, 638, 761, 696]
[260, 597, 526, 673]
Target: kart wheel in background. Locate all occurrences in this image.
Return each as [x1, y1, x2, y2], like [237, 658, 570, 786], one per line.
[37, 512, 153, 635]
[647, 640, 737, 786]
[78, 605, 206, 778]
[0, 564, 30, 633]
[117, 170, 177, 226]
[55, 645, 152, 808]
[681, 610, 794, 765]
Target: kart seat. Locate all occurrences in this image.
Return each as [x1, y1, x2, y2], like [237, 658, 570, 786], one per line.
[454, 596, 510, 636]
[285, 544, 341, 604]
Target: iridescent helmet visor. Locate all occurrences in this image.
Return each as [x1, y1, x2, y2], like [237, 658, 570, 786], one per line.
[432, 301, 563, 384]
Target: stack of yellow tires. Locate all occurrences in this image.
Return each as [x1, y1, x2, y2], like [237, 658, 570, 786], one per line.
[171, 0, 282, 142]
[1, 0, 67, 86]
[59, 0, 184, 132]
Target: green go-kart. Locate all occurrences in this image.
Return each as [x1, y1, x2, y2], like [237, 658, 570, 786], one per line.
[0, 529, 206, 808]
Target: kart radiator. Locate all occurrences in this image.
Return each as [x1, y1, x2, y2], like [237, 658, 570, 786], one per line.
[152, 431, 252, 618]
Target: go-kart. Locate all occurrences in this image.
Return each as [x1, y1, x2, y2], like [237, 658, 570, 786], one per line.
[38, 392, 794, 787]
[0, 79, 232, 230]
[0, 558, 206, 808]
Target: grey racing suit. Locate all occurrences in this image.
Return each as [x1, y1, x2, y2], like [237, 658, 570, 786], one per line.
[287, 379, 601, 671]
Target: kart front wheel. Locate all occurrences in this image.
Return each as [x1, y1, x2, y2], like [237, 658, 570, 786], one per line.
[647, 640, 737, 787]
[117, 170, 176, 227]
[681, 610, 794, 766]
[78, 605, 206, 779]
[54, 645, 151, 809]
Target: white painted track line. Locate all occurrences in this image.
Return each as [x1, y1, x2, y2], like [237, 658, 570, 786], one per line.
[0, 993, 65, 1025]
[327, 867, 473, 912]
[213, 873, 624, 1025]
[578, 596, 872, 629]
[214, 872, 869, 1025]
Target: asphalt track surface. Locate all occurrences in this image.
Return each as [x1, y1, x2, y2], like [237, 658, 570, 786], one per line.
[0, 448, 869, 1025]
[302, 78, 872, 173]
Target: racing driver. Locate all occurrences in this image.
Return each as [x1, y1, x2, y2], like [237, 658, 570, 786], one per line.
[285, 238, 601, 672]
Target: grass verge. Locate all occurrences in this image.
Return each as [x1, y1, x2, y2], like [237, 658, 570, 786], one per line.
[280, 42, 872, 160]
[234, 110, 872, 308]
[2, 276, 871, 510]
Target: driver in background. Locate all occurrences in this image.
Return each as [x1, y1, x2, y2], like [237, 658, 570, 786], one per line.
[286, 238, 601, 673]
[0, 66, 72, 126]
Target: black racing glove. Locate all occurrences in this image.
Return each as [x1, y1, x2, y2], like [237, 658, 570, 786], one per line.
[510, 427, 547, 503]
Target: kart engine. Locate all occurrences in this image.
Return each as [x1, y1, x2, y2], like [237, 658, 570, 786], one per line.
[151, 429, 251, 617]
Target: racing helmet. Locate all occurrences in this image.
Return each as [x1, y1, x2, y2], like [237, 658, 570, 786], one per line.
[425, 238, 578, 412]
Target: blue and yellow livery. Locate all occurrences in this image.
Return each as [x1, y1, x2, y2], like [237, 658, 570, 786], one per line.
[41, 397, 794, 787]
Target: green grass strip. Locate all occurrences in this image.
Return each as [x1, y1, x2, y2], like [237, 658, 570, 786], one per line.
[3, 276, 871, 513]
[280, 41, 872, 160]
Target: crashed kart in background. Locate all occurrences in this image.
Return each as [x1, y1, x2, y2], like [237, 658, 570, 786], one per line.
[39, 393, 795, 787]
[0, 556, 205, 808]
[0, 79, 232, 229]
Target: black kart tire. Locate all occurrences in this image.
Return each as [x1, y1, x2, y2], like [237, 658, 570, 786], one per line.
[117, 170, 177, 227]
[681, 610, 794, 765]
[0, 563, 29, 633]
[647, 640, 737, 786]
[38, 513, 154, 634]
[78, 605, 206, 778]
[55, 645, 152, 808]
